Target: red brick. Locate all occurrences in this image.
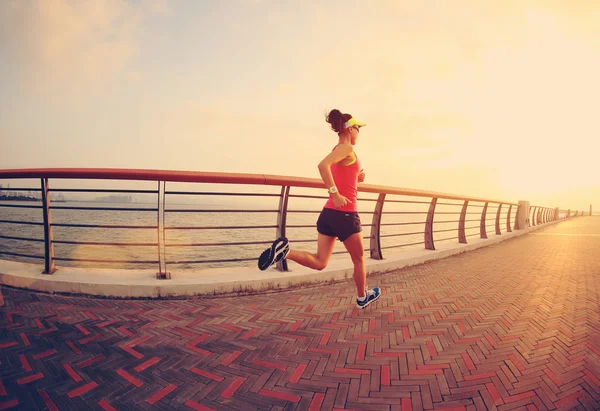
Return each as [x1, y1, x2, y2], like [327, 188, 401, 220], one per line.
[258, 389, 301, 402]
[185, 400, 215, 411]
[33, 350, 57, 360]
[464, 372, 496, 381]
[253, 360, 287, 371]
[555, 392, 582, 407]
[334, 368, 370, 375]
[221, 350, 242, 366]
[309, 392, 325, 410]
[38, 390, 58, 411]
[134, 356, 161, 372]
[382, 365, 391, 386]
[290, 364, 307, 383]
[98, 399, 118, 411]
[146, 384, 177, 404]
[63, 363, 82, 382]
[68, 382, 98, 398]
[190, 368, 224, 382]
[116, 368, 143, 387]
[356, 343, 366, 361]
[17, 373, 43, 385]
[221, 376, 246, 399]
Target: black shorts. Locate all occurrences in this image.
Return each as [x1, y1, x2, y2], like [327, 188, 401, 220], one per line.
[316, 208, 362, 242]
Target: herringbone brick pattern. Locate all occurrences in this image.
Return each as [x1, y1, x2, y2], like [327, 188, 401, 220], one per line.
[1, 217, 599, 410]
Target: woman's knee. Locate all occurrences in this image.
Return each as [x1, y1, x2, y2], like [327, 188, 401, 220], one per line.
[315, 257, 329, 271]
[350, 252, 364, 266]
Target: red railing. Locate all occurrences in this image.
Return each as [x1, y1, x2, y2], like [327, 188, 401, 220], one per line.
[0, 168, 580, 278]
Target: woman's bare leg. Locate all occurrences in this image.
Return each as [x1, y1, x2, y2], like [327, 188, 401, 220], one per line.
[286, 233, 336, 271]
[342, 231, 366, 298]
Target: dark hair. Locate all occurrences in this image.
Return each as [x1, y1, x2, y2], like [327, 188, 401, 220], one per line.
[325, 109, 352, 134]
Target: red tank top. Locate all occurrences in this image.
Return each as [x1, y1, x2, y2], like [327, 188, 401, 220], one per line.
[324, 145, 361, 212]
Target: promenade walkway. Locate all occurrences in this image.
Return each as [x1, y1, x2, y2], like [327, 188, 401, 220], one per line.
[1, 217, 598, 410]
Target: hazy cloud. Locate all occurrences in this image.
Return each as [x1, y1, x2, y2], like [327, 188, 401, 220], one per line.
[0, 0, 167, 101]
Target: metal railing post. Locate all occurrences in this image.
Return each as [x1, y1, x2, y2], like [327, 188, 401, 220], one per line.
[495, 203, 502, 235]
[156, 181, 170, 279]
[41, 178, 56, 274]
[506, 204, 513, 232]
[458, 200, 468, 244]
[480, 202, 489, 239]
[370, 193, 385, 260]
[538, 208, 544, 224]
[424, 197, 437, 250]
[275, 186, 290, 271]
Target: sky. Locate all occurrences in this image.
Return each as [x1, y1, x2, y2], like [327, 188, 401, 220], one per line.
[0, 0, 598, 211]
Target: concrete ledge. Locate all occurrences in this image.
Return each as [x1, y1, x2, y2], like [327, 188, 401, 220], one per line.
[0, 221, 563, 298]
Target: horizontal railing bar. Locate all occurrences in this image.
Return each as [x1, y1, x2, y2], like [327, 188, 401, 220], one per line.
[49, 188, 158, 194]
[52, 223, 158, 229]
[166, 240, 273, 247]
[381, 211, 428, 215]
[381, 241, 425, 249]
[436, 202, 464, 206]
[169, 257, 257, 264]
[384, 200, 431, 204]
[430, 212, 461, 215]
[436, 236, 459, 242]
[54, 240, 158, 246]
[288, 194, 329, 200]
[287, 194, 377, 202]
[0, 251, 45, 259]
[0, 220, 44, 226]
[433, 220, 460, 223]
[288, 210, 375, 214]
[465, 233, 480, 237]
[381, 222, 425, 226]
[54, 257, 159, 263]
[166, 191, 280, 197]
[165, 209, 277, 213]
[0, 187, 42, 191]
[165, 225, 277, 230]
[51, 206, 157, 212]
[286, 224, 321, 228]
[0, 235, 44, 242]
[380, 232, 422, 238]
[0, 168, 520, 205]
[0, 204, 42, 209]
[433, 228, 460, 234]
[464, 226, 480, 230]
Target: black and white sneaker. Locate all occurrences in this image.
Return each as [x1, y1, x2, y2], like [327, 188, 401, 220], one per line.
[356, 287, 381, 309]
[258, 237, 290, 271]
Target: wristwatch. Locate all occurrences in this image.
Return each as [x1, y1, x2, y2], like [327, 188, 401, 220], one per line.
[328, 186, 338, 194]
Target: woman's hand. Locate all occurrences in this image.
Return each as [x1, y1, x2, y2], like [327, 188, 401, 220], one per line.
[358, 169, 366, 183]
[332, 192, 349, 208]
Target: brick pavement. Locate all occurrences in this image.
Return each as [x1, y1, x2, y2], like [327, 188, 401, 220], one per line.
[1, 217, 599, 410]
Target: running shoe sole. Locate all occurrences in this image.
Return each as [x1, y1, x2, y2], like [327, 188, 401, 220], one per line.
[258, 237, 289, 271]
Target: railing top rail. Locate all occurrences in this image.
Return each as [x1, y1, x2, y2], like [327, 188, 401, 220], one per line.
[0, 168, 518, 205]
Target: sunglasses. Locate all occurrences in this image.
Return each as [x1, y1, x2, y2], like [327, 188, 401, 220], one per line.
[353, 126, 360, 133]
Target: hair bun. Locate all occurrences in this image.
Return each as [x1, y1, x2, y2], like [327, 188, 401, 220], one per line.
[326, 109, 351, 133]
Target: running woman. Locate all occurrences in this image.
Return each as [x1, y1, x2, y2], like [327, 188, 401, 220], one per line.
[258, 109, 381, 309]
